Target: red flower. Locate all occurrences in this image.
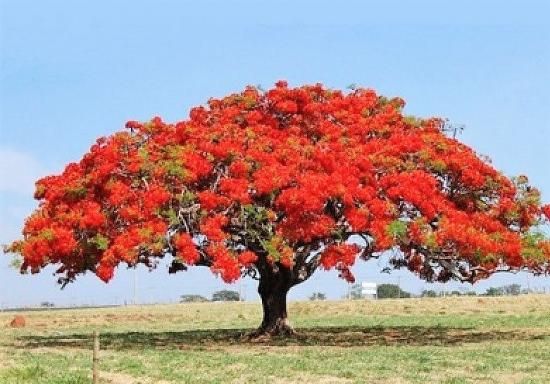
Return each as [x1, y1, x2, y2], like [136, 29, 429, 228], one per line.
[174, 233, 199, 264]
[275, 100, 298, 114]
[208, 245, 241, 283]
[198, 190, 231, 211]
[106, 180, 131, 205]
[143, 185, 171, 212]
[320, 244, 359, 271]
[338, 267, 355, 283]
[219, 178, 250, 204]
[125, 120, 142, 130]
[79, 202, 105, 229]
[201, 215, 229, 242]
[229, 160, 250, 178]
[182, 152, 212, 182]
[345, 207, 370, 232]
[96, 263, 114, 283]
[238, 250, 258, 266]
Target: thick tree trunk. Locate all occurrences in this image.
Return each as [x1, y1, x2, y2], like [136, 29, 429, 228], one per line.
[254, 267, 296, 336]
[258, 283, 293, 336]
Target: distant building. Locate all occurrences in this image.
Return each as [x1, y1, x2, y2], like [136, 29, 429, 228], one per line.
[361, 282, 377, 299]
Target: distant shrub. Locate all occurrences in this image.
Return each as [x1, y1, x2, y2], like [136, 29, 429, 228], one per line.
[377, 284, 411, 299]
[421, 290, 437, 298]
[309, 292, 327, 301]
[180, 294, 209, 303]
[212, 290, 240, 302]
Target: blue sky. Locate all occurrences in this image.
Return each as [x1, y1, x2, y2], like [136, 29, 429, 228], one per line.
[1, 0, 549, 307]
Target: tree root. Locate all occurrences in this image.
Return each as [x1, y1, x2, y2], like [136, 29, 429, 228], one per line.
[245, 318, 297, 341]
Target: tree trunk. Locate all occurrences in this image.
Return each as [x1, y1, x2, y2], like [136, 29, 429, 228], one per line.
[254, 267, 296, 336]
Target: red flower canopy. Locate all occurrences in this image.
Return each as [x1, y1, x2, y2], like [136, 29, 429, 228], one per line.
[8, 81, 550, 286]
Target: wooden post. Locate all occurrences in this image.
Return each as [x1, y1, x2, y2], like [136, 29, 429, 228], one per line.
[92, 331, 100, 384]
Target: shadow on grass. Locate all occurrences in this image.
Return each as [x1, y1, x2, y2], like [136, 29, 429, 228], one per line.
[15, 325, 550, 350]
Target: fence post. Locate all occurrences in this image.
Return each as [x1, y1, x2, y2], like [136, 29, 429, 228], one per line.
[93, 331, 100, 384]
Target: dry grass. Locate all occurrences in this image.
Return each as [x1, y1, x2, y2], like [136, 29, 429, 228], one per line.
[1, 295, 549, 383]
[3, 295, 548, 333]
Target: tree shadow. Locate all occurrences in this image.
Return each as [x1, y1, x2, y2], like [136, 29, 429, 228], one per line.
[14, 325, 550, 350]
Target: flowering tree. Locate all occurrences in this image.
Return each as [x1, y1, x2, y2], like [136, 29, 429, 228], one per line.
[7, 82, 550, 335]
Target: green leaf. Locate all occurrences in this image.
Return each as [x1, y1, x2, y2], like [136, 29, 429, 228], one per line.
[65, 185, 87, 200]
[163, 160, 185, 178]
[9, 256, 22, 270]
[40, 229, 55, 241]
[521, 232, 546, 262]
[260, 238, 280, 260]
[138, 146, 149, 160]
[91, 234, 109, 251]
[387, 220, 407, 239]
[180, 191, 196, 205]
[162, 208, 179, 226]
[430, 159, 447, 172]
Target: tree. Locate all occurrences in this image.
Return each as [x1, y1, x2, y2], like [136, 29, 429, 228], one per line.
[349, 283, 363, 300]
[484, 287, 504, 296]
[180, 294, 208, 303]
[502, 284, 521, 296]
[376, 284, 411, 299]
[485, 284, 522, 296]
[6, 81, 550, 336]
[212, 289, 240, 302]
[421, 289, 437, 298]
[309, 292, 326, 301]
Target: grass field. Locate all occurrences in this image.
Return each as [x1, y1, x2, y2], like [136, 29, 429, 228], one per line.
[1, 295, 550, 383]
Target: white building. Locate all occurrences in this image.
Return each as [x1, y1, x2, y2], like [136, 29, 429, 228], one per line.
[361, 282, 377, 299]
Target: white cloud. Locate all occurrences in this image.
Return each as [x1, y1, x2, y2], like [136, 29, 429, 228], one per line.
[0, 147, 48, 196]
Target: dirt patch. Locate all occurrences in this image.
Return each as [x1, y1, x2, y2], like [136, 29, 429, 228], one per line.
[0, 349, 16, 370]
[271, 374, 353, 384]
[101, 371, 172, 384]
[232, 374, 352, 384]
[9, 315, 26, 328]
[428, 369, 528, 384]
[493, 372, 527, 384]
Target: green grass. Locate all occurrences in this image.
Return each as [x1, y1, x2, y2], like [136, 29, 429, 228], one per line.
[1, 295, 550, 383]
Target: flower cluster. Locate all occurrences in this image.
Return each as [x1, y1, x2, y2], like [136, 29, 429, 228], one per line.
[173, 233, 199, 265]
[320, 244, 359, 270]
[207, 245, 241, 283]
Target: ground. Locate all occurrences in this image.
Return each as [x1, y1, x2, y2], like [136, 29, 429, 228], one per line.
[1, 295, 549, 383]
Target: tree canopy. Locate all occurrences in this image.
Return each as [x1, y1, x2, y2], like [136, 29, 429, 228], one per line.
[376, 284, 411, 299]
[6, 81, 550, 334]
[212, 290, 241, 302]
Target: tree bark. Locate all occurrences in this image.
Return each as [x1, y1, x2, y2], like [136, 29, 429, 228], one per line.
[254, 266, 296, 336]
